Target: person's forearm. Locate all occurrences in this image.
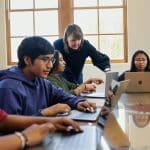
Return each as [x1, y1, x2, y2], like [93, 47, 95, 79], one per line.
[0, 134, 21, 150]
[0, 115, 51, 132]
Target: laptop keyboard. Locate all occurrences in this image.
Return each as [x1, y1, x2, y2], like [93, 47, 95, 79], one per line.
[44, 126, 99, 150]
[68, 108, 101, 121]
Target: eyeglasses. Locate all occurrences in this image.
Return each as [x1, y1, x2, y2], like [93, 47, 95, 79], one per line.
[135, 59, 147, 62]
[37, 56, 56, 64]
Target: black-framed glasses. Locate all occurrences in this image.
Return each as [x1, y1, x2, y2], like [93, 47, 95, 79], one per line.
[37, 56, 56, 64]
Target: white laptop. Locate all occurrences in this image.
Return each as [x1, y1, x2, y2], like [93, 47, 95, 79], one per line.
[125, 72, 150, 93]
[81, 72, 118, 98]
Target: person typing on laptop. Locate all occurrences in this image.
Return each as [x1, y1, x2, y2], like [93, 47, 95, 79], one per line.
[47, 50, 103, 96]
[118, 50, 150, 81]
[0, 36, 96, 117]
[0, 109, 82, 149]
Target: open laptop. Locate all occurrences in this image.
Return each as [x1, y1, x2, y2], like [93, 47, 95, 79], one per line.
[81, 72, 118, 98]
[110, 79, 130, 109]
[98, 79, 130, 127]
[42, 125, 101, 150]
[68, 79, 130, 123]
[125, 72, 150, 93]
[68, 107, 101, 122]
[33, 80, 130, 150]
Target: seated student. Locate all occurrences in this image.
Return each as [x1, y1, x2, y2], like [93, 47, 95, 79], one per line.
[47, 50, 103, 96]
[0, 109, 82, 149]
[118, 50, 150, 81]
[0, 36, 96, 117]
[53, 24, 110, 84]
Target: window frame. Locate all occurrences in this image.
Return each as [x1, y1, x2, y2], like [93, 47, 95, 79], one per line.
[6, 0, 127, 65]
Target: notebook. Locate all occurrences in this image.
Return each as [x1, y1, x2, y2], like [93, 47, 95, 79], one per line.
[42, 125, 101, 150]
[98, 79, 130, 127]
[68, 107, 101, 121]
[81, 72, 118, 98]
[125, 72, 150, 93]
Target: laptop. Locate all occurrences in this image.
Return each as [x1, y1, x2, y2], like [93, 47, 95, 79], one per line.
[110, 79, 130, 109]
[42, 125, 101, 150]
[81, 72, 118, 98]
[68, 107, 101, 122]
[30, 80, 130, 150]
[67, 79, 130, 123]
[98, 79, 130, 127]
[125, 72, 150, 93]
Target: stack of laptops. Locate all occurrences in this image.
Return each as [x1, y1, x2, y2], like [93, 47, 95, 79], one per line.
[125, 72, 150, 93]
[81, 72, 118, 98]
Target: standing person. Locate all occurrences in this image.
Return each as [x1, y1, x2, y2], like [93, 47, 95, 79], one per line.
[0, 109, 82, 149]
[53, 24, 110, 84]
[118, 50, 150, 81]
[47, 50, 104, 96]
[0, 36, 96, 117]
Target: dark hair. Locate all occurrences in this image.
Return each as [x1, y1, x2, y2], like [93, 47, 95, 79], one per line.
[17, 36, 54, 68]
[49, 50, 59, 74]
[63, 24, 84, 52]
[130, 50, 150, 71]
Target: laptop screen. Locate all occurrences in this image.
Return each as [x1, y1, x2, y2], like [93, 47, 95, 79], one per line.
[98, 79, 130, 127]
[110, 79, 130, 109]
[80, 72, 118, 98]
[125, 72, 150, 93]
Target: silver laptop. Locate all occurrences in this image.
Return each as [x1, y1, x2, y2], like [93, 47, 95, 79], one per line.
[68, 107, 101, 122]
[34, 80, 130, 150]
[81, 72, 118, 98]
[125, 72, 150, 93]
[42, 125, 101, 150]
[68, 80, 130, 123]
[110, 79, 130, 109]
[98, 79, 130, 127]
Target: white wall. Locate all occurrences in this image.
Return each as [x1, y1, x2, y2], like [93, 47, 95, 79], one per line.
[127, 0, 150, 61]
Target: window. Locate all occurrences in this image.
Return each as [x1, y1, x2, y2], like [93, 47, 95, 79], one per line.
[6, 0, 127, 65]
[74, 0, 127, 62]
[6, 0, 59, 64]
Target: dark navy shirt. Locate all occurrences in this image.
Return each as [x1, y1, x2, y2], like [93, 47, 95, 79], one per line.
[54, 39, 110, 84]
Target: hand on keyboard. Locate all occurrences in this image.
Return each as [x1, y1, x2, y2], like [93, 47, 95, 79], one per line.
[76, 101, 96, 112]
[67, 126, 83, 134]
[85, 107, 96, 113]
